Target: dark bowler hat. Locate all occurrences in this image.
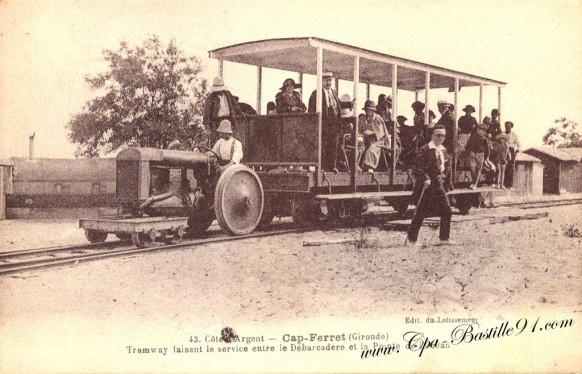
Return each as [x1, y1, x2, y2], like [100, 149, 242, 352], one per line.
[280, 78, 301, 90]
[462, 105, 476, 113]
[411, 101, 425, 110]
[362, 100, 377, 111]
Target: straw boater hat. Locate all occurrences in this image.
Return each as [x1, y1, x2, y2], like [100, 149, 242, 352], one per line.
[280, 78, 301, 90]
[411, 101, 425, 110]
[216, 119, 233, 134]
[211, 77, 228, 93]
[167, 140, 181, 150]
[462, 105, 476, 113]
[340, 94, 352, 103]
[341, 108, 353, 118]
[362, 100, 377, 111]
[437, 100, 451, 106]
[340, 94, 354, 117]
[322, 72, 334, 79]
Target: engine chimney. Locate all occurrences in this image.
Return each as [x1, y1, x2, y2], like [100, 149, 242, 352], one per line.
[29, 132, 35, 160]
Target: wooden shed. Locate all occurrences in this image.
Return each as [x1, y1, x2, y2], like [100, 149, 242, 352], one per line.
[0, 159, 14, 220]
[523, 147, 582, 194]
[513, 152, 544, 196]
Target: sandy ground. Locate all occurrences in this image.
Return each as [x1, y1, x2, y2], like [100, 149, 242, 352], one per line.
[3, 204, 580, 321]
[0, 200, 581, 372]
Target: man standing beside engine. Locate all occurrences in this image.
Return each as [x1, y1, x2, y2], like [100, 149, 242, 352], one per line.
[407, 125, 455, 246]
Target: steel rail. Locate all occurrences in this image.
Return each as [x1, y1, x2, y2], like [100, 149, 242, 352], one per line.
[0, 227, 303, 277]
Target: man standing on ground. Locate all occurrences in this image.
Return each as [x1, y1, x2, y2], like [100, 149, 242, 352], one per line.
[504, 121, 521, 188]
[407, 125, 454, 246]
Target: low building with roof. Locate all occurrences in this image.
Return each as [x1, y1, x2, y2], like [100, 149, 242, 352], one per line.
[523, 147, 582, 194]
[0, 159, 14, 220]
[512, 152, 544, 196]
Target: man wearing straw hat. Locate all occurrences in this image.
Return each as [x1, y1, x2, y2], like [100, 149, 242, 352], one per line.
[407, 125, 454, 246]
[211, 119, 243, 173]
[203, 77, 241, 147]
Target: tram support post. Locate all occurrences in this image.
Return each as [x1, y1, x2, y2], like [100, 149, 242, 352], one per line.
[424, 72, 430, 126]
[498, 86, 502, 124]
[453, 77, 459, 177]
[391, 64, 398, 184]
[256, 66, 262, 115]
[316, 47, 323, 184]
[298, 72, 303, 100]
[479, 83, 484, 123]
[218, 59, 224, 79]
[352, 55, 360, 192]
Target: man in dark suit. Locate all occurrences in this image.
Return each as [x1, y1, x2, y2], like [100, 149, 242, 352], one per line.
[203, 77, 241, 146]
[436, 100, 456, 151]
[407, 125, 455, 246]
[308, 72, 342, 170]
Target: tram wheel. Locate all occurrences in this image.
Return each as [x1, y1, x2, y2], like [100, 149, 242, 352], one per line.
[257, 195, 274, 229]
[292, 196, 321, 227]
[390, 199, 409, 215]
[455, 194, 475, 215]
[115, 232, 132, 241]
[84, 229, 108, 243]
[131, 232, 154, 248]
[187, 212, 214, 235]
[214, 164, 264, 235]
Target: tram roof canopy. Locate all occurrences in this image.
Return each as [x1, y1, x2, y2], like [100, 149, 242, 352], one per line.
[209, 37, 506, 91]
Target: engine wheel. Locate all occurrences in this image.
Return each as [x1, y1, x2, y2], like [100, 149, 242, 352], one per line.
[131, 232, 154, 248]
[85, 229, 108, 243]
[214, 164, 264, 235]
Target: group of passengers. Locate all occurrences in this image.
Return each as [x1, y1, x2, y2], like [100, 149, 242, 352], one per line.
[460, 107, 521, 189]
[201, 76, 520, 189]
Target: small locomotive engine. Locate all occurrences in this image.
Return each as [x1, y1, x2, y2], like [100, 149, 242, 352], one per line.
[115, 144, 264, 236]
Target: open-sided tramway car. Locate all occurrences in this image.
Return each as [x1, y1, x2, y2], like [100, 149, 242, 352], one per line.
[80, 38, 505, 246]
[210, 38, 505, 224]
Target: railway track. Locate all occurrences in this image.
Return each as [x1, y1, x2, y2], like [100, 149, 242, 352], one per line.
[1, 197, 579, 277]
[0, 224, 302, 277]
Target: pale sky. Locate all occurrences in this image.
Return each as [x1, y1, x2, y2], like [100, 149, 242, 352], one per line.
[1, 0, 581, 159]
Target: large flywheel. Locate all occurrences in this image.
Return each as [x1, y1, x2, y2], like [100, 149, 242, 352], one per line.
[214, 164, 264, 235]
